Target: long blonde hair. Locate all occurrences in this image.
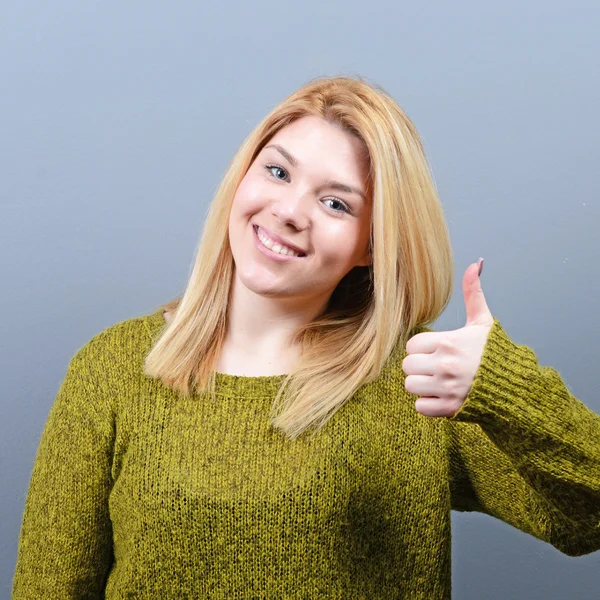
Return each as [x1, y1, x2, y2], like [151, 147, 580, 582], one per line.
[144, 75, 454, 439]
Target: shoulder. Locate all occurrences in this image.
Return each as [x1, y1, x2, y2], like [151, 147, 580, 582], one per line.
[74, 310, 160, 358]
[67, 309, 165, 393]
[44, 311, 163, 427]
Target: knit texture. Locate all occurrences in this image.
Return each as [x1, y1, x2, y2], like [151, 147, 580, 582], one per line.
[12, 308, 600, 599]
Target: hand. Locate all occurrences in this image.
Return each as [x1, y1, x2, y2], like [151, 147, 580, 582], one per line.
[402, 259, 494, 418]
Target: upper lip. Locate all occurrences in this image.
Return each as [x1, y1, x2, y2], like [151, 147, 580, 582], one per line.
[254, 225, 307, 255]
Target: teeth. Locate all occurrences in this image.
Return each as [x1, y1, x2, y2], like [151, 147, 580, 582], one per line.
[257, 227, 301, 257]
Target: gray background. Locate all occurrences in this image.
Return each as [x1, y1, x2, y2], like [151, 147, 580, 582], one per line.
[1, 1, 598, 598]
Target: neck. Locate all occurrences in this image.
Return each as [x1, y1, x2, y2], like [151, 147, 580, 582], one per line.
[225, 270, 330, 356]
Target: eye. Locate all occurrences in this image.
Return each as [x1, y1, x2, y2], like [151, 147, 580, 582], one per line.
[265, 163, 350, 215]
[323, 198, 351, 214]
[265, 164, 288, 181]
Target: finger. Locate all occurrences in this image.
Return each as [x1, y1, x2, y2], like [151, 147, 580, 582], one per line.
[415, 398, 455, 418]
[402, 353, 437, 376]
[404, 374, 440, 397]
[463, 261, 493, 327]
[405, 331, 446, 355]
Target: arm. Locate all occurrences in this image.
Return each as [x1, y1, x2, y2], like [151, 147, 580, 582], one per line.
[12, 340, 115, 598]
[445, 318, 600, 556]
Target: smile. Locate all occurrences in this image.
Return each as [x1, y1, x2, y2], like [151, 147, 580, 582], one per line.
[254, 226, 306, 258]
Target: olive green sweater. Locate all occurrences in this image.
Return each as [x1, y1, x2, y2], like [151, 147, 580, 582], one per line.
[12, 308, 600, 599]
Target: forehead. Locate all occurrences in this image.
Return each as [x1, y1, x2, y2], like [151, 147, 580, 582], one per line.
[264, 116, 370, 180]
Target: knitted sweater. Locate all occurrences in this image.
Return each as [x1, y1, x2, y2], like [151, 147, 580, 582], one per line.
[12, 308, 600, 599]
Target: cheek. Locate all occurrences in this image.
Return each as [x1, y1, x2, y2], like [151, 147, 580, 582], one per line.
[320, 224, 369, 264]
[232, 176, 266, 217]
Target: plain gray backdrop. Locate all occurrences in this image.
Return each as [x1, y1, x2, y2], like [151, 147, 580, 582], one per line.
[1, 1, 599, 598]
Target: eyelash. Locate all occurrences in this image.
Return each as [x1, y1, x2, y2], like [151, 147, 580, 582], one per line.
[264, 164, 351, 215]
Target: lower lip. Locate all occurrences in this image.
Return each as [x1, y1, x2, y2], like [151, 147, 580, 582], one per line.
[252, 225, 305, 262]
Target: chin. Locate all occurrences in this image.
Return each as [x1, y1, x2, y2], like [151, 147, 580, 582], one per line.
[234, 269, 286, 297]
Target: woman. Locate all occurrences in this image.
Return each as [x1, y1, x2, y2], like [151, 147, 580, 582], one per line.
[12, 76, 600, 599]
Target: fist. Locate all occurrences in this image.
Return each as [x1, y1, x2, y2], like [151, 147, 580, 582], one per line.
[402, 259, 494, 417]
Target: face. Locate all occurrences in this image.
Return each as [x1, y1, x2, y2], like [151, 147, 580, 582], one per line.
[228, 115, 372, 307]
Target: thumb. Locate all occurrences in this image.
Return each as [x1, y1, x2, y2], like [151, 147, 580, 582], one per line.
[463, 258, 493, 327]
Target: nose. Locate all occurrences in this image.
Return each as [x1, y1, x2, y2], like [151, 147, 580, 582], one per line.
[270, 188, 310, 230]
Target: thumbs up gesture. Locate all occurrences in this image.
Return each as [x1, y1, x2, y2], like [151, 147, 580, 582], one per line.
[402, 258, 494, 418]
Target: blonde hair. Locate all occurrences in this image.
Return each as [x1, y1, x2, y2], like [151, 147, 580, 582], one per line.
[144, 75, 454, 439]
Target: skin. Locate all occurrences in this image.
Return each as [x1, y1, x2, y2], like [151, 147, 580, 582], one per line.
[219, 115, 373, 374]
[164, 116, 493, 407]
[403, 259, 493, 417]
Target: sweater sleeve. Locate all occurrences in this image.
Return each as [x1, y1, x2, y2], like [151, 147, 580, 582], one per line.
[444, 318, 600, 556]
[12, 339, 115, 598]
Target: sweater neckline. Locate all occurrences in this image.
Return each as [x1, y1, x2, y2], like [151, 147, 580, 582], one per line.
[145, 307, 287, 398]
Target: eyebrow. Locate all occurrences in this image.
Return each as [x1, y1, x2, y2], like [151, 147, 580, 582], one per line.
[264, 143, 367, 202]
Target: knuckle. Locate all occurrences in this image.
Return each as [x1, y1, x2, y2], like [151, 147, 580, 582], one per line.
[438, 358, 457, 376]
[443, 379, 458, 396]
[439, 337, 457, 353]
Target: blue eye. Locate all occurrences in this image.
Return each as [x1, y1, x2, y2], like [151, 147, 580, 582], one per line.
[265, 164, 288, 180]
[323, 198, 350, 214]
[265, 163, 350, 214]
